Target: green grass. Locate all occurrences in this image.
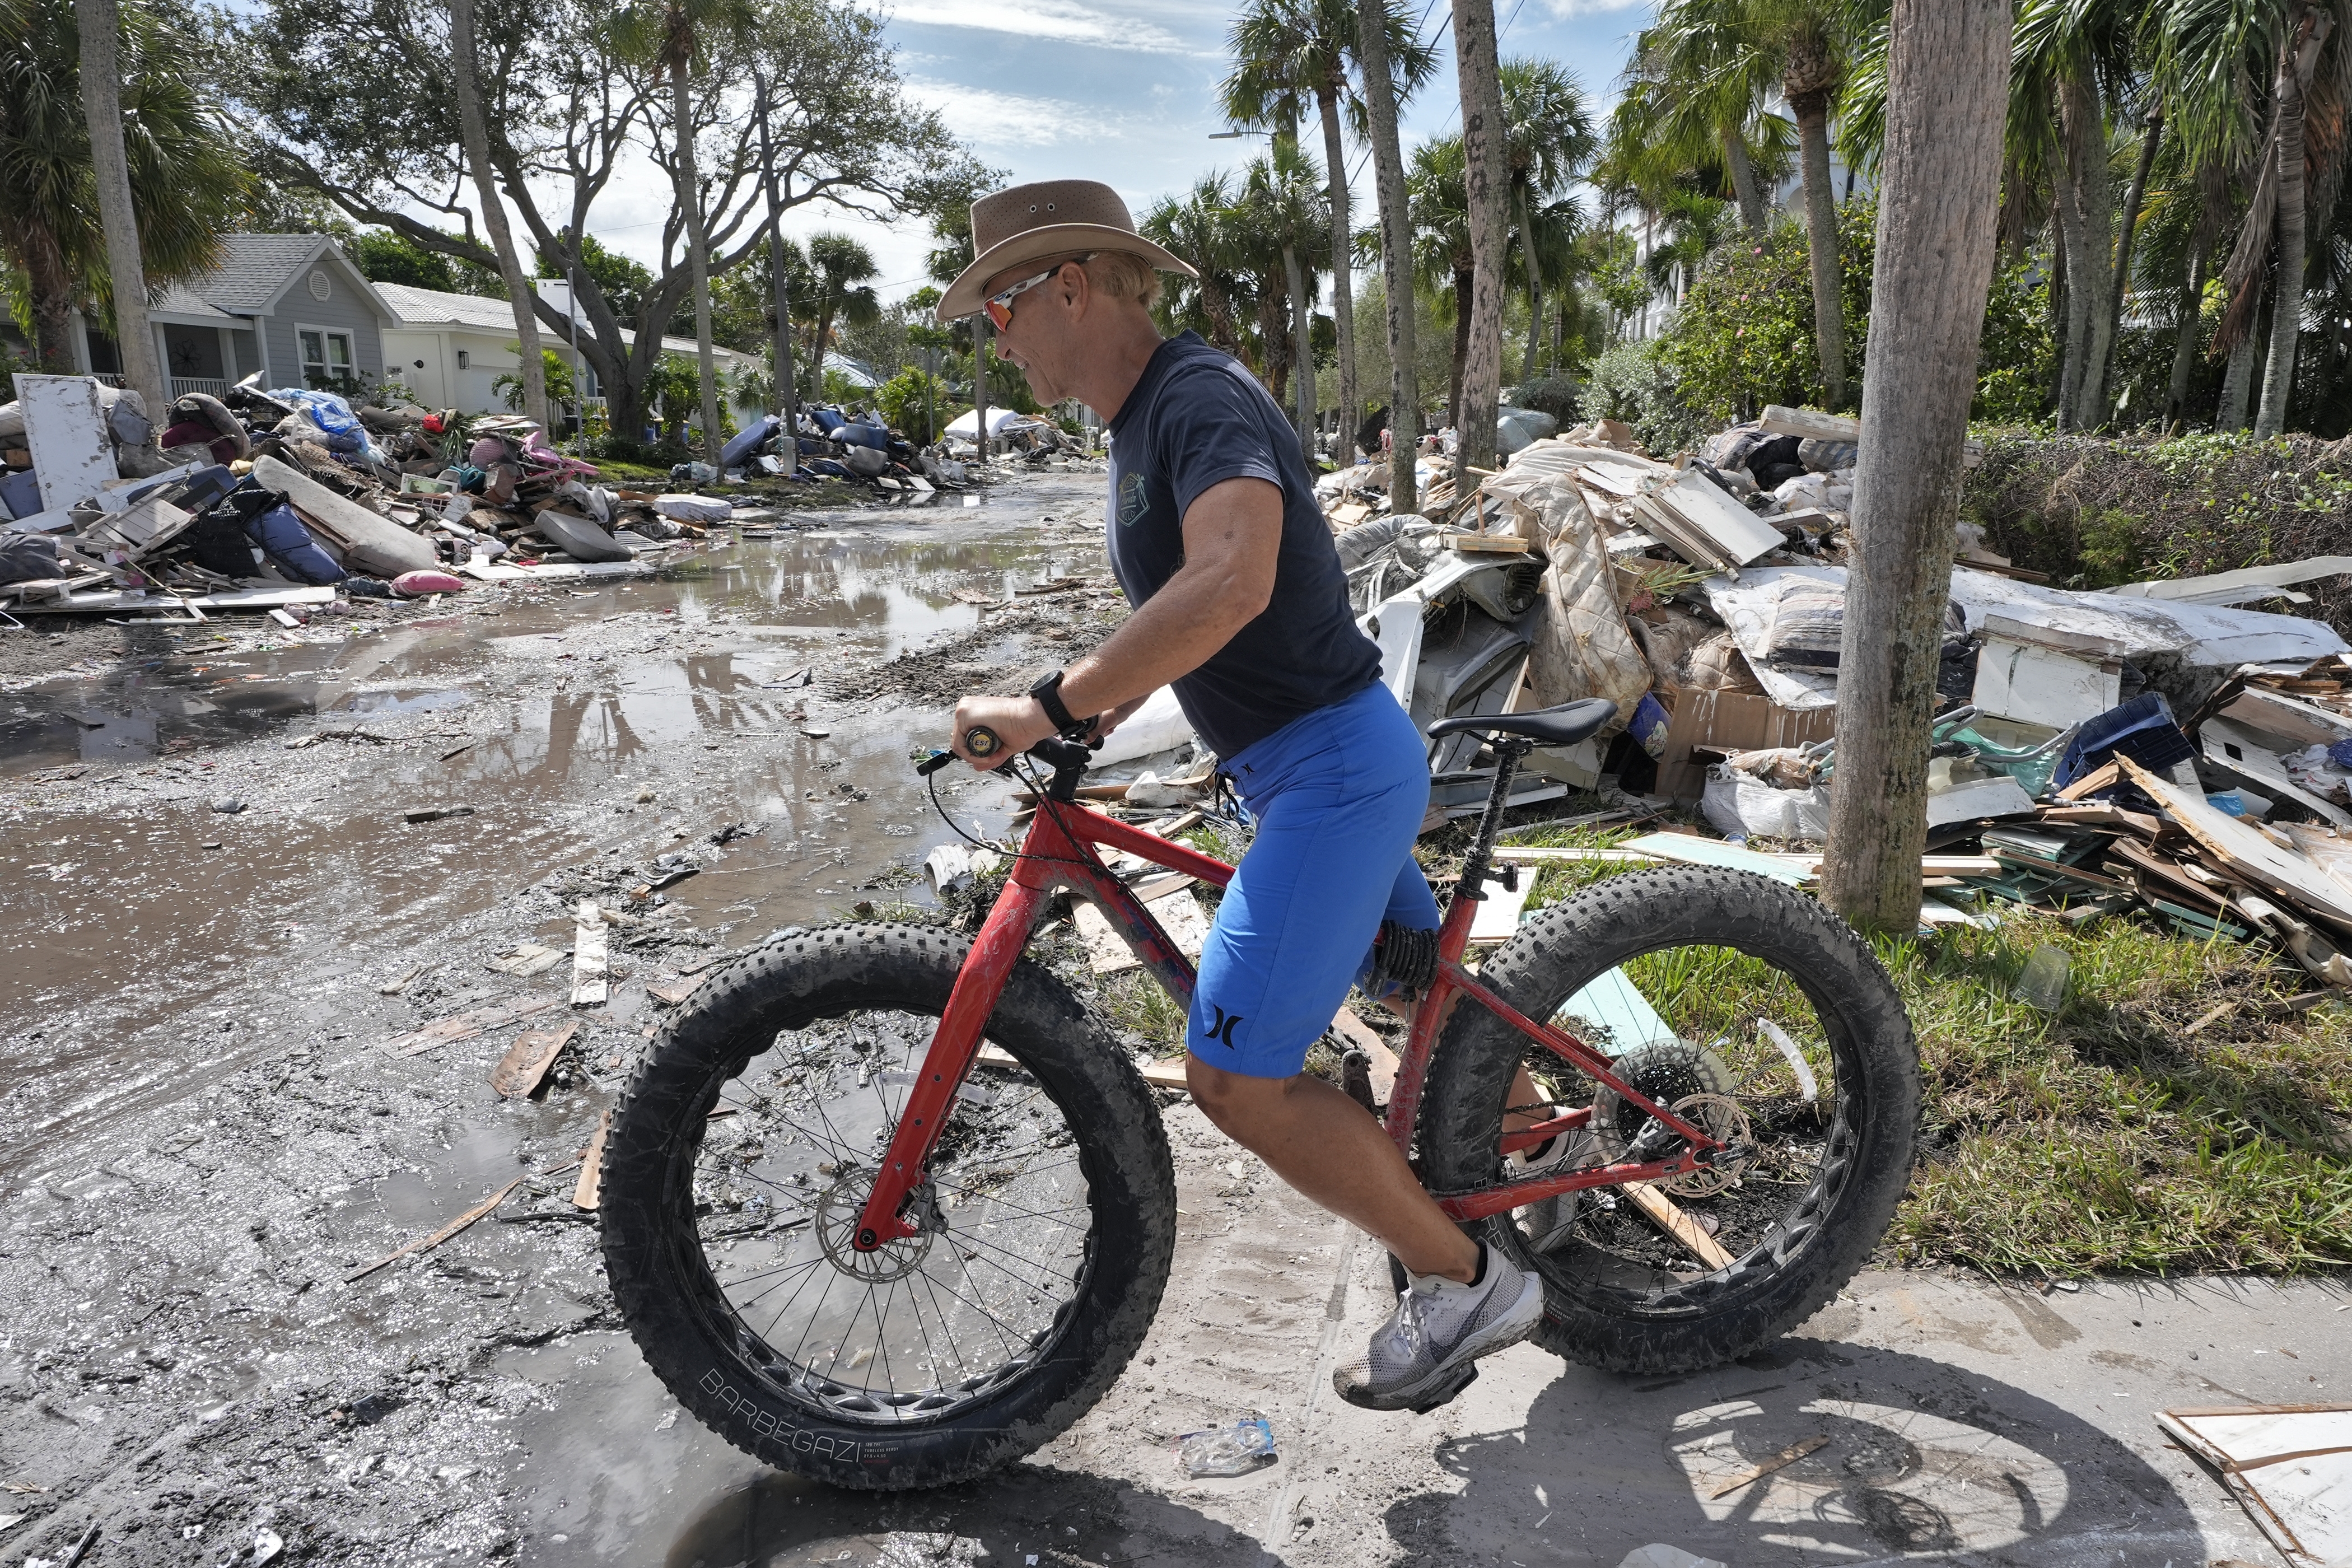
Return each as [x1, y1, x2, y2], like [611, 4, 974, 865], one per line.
[1515, 844, 2352, 1278]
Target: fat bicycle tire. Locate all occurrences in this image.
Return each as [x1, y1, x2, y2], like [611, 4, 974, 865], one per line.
[1418, 866, 1917, 1375]
[600, 922, 1176, 1490]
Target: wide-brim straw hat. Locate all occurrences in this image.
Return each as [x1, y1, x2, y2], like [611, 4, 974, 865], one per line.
[934, 179, 1196, 323]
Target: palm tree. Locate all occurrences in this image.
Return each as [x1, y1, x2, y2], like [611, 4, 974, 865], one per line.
[1497, 57, 1597, 384]
[1222, 0, 1439, 458]
[1357, 0, 1426, 510]
[1240, 139, 1332, 446]
[1757, 1, 1856, 409]
[1141, 174, 1253, 363]
[2150, 0, 2352, 437]
[1641, 188, 1738, 305]
[0, 0, 249, 375]
[804, 232, 880, 390]
[76, 0, 162, 413]
[1451, 0, 1510, 479]
[612, 0, 760, 463]
[1408, 133, 1474, 427]
[1614, 0, 1788, 235]
[449, 0, 546, 432]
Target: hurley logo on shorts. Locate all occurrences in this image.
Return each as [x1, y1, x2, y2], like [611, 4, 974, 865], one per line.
[1199, 1005, 1244, 1049]
[1117, 470, 1150, 527]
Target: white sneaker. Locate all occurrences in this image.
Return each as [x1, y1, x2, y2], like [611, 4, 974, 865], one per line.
[1334, 1243, 1546, 1412]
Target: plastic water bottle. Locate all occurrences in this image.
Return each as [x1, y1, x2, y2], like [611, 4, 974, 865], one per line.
[2015, 945, 2070, 1013]
[1174, 1417, 1276, 1477]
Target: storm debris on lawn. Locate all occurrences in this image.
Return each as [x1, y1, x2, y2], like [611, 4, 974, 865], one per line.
[1320, 403, 2352, 992]
[1, 374, 719, 619]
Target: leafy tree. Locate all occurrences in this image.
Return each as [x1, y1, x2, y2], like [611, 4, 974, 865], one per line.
[236, 0, 982, 452]
[0, 0, 252, 370]
[874, 365, 959, 442]
[350, 229, 462, 291]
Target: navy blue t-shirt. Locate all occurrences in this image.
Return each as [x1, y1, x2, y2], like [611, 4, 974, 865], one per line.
[1103, 333, 1382, 759]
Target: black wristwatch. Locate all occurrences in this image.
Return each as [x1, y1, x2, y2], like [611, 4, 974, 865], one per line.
[1029, 669, 1085, 737]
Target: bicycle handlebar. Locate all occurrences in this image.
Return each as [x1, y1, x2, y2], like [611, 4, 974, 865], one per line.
[913, 729, 1095, 778]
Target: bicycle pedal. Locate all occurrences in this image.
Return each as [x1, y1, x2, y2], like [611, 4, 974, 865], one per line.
[1407, 1363, 1479, 1414]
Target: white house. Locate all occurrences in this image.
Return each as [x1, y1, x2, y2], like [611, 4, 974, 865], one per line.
[376, 281, 763, 436]
[65, 233, 396, 400]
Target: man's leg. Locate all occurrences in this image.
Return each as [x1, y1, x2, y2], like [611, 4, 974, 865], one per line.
[1186, 1056, 1477, 1281]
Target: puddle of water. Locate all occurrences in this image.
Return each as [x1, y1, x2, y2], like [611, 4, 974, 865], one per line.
[344, 688, 478, 715]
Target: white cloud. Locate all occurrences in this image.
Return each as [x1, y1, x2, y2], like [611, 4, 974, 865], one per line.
[858, 0, 1209, 56]
[905, 82, 1127, 148]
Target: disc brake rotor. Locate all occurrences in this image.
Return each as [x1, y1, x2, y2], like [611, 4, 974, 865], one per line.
[1658, 1092, 1755, 1199]
[1588, 1040, 1736, 1160]
[814, 1167, 939, 1284]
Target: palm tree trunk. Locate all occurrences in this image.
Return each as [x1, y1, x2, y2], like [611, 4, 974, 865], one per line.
[22, 226, 77, 372]
[1356, 0, 1418, 512]
[1449, 267, 1473, 428]
[1820, 0, 2012, 934]
[76, 0, 164, 416]
[1283, 240, 1315, 451]
[450, 0, 547, 433]
[2164, 244, 2206, 426]
[2220, 276, 2264, 430]
[2062, 72, 2117, 430]
[1317, 83, 1358, 459]
[2051, 115, 2093, 431]
[811, 300, 834, 386]
[2257, 8, 2317, 439]
[2098, 108, 2163, 423]
[753, 72, 797, 433]
[673, 52, 723, 465]
[1790, 87, 1847, 409]
[1452, 0, 1509, 482]
[1519, 181, 1546, 384]
[1725, 130, 1766, 232]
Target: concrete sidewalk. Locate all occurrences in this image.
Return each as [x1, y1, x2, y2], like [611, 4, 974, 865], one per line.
[508, 1103, 2348, 1566]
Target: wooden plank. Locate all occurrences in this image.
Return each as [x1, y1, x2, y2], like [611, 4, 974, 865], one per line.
[2055, 760, 2121, 801]
[1326, 1007, 1399, 1101]
[1709, 1435, 1831, 1500]
[1467, 872, 1534, 942]
[2121, 757, 2352, 930]
[1441, 530, 1532, 553]
[1623, 1182, 1735, 1270]
[344, 1177, 524, 1283]
[1758, 403, 1983, 463]
[571, 899, 609, 1007]
[382, 994, 561, 1057]
[572, 1111, 611, 1210]
[489, 1021, 578, 1098]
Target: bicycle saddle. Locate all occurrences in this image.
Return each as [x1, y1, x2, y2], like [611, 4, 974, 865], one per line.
[1426, 697, 1618, 748]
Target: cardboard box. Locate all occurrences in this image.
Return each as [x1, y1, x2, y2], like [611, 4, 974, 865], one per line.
[1653, 685, 1837, 801]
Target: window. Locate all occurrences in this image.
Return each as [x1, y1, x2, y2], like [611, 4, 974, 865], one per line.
[298, 326, 355, 391]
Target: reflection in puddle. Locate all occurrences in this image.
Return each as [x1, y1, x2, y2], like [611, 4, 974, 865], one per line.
[343, 688, 477, 715]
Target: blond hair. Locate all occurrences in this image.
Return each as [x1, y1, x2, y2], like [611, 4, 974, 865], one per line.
[1081, 250, 1160, 309]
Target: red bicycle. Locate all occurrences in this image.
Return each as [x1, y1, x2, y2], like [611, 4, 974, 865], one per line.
[601, 704, 1918, 1490]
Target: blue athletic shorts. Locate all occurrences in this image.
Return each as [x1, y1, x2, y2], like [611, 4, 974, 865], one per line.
[1187, 681, 1443, 1078]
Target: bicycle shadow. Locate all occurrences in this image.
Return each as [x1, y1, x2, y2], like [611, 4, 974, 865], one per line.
[654, 1462, 1271, 1568]
[1378, 1332, 2210, 1566]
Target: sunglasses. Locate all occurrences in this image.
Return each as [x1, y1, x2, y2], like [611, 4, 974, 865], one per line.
[980, 255, 1094, 330]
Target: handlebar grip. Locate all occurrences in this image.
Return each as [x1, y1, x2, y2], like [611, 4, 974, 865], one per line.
[964, 726, 1004, 759]
[915, 749, 957, 776]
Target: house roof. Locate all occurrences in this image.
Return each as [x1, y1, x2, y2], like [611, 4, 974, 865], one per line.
[377, 281, 758, 363]
[150, 234, 395, 323]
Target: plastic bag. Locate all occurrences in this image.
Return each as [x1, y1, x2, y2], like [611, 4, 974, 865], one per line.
[1702, 766, 1833, 842]
[1174, 1417, 1276, 1477]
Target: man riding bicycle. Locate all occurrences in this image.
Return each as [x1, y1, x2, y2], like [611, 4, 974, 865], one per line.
[936, 179, 1545, 1411]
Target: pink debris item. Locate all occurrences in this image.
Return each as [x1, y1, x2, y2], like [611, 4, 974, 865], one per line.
[391, 569, 466, 598]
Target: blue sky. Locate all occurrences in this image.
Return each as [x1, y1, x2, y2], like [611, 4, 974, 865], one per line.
[789, 0, 1657, 301]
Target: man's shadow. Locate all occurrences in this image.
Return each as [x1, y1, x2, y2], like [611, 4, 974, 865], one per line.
[1385, 1333, 2210, 1566]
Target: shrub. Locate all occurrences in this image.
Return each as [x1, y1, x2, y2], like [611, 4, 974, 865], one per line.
[874, 367, 961, 444]
[1650, 205, 1873, 423]
[1578, 340, 1707, 455]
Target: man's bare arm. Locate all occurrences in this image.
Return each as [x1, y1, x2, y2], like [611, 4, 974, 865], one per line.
[948, 477, 1281, 762]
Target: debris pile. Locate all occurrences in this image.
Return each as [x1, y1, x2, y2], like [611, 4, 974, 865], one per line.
[1318, 396, 2352, 990]
[2, 373, 733, 618]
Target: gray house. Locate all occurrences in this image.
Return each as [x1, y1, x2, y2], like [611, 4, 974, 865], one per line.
[66, 234, 396, 402]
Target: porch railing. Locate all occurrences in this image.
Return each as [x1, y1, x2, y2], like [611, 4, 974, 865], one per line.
[169, 376, 231, 400]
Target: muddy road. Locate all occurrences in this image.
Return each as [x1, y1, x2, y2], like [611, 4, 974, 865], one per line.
[2, 469, 2343, 1568]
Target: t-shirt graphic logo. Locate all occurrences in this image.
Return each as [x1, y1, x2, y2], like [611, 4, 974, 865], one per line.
[1117, 470, 1150, 528]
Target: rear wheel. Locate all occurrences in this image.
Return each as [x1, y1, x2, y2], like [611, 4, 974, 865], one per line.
[1420, 867, 1917, 1374]
[600, 923, 1176, 1489]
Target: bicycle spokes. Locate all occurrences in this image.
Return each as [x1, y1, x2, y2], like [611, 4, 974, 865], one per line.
[693, 1010, 1095, 1423]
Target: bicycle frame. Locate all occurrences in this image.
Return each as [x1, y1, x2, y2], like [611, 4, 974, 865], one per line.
[850, 786, 1725, 1252]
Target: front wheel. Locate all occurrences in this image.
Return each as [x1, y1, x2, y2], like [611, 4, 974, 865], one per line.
[1420, 867, 1918, 1375]
[600, 923, 1177, 1489]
